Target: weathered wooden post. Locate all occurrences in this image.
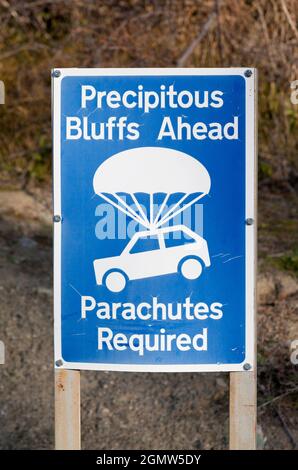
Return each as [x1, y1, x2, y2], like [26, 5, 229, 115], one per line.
[55, 369, 81, 450]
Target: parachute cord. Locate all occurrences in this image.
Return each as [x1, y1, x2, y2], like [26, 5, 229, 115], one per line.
[157, 193, 189, 227]
[113, 193, 149, 227]
[149, 194, 154, 226]
[130, 193, 150, 226]
[156, 193, 206, 228]
[98, 193, 150, 229]
[152, 193, 170, 226]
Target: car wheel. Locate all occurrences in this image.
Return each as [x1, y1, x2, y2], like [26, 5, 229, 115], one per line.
[180, 258, 202, 280]
[104, 271, 127, 292]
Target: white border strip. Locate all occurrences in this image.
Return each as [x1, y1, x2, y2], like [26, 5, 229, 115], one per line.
[52, 68, 256, 373]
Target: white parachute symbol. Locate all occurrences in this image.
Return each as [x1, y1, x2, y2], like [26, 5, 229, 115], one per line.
[93, 147, 211, 230]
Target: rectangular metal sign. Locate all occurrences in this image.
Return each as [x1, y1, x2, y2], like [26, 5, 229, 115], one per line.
[53, 68, 256, 372]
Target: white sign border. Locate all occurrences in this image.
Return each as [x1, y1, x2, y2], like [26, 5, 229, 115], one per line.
[52, 68, 257, 372]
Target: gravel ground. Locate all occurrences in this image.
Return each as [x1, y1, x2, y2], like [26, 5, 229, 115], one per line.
[0, 189, 297, 449]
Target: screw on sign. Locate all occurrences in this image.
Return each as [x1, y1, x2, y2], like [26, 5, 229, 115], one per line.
[52, 68, 257, 449]
[244, 69, 253, 78]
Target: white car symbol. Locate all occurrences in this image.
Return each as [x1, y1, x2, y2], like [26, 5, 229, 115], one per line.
[93, 225, 211, 292]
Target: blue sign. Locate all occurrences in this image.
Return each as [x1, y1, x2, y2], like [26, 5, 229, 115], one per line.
[53, 69, 256, 371]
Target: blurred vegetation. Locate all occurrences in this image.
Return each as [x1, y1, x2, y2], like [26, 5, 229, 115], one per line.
[0, 0, 297, 191]
[270, 249, 298, 276]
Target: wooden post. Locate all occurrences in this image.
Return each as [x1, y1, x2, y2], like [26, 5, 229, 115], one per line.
[229, 370, 257, 449]
[55, 369, 81, 450]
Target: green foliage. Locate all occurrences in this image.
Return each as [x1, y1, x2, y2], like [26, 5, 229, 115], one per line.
[30, 135, 52, 181]
[257, 352, 267, 366]
[259, 161, 273, 181]
[271, 250, 298, 277]
[285, 104, 298, 135]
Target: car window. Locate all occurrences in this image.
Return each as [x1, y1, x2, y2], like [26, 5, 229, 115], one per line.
[164, 230, 195, 248]
[130, 235, 160, 254]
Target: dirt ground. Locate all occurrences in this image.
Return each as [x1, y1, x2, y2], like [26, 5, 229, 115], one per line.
[0, 186, 297, 450]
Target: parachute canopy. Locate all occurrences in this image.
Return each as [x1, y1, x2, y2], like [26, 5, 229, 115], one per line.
[93, 147, 211, 229]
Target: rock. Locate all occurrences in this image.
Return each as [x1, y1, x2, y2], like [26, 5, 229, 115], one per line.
[0, 191, 51, 227]
[216, 377, 228, 390]
[258, 274, 276, 304]
[275, 272, 298, 300]
[36, 287, 52, 297]
[101, 407, 111, 416]
[257, 272, 298, 304]
[18, 237, 37, 249]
